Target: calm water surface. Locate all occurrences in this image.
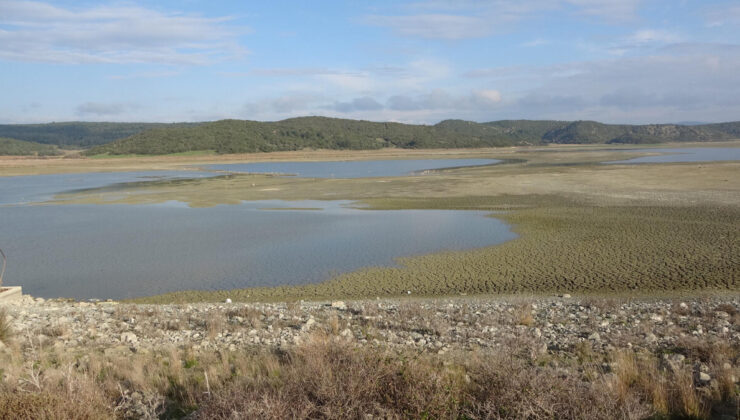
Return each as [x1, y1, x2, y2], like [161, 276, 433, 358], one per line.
[607, 147, 740, 164]
[206, 158, 500, 178]
[0, 200, 515, 299]
[0, 170, 214, 206]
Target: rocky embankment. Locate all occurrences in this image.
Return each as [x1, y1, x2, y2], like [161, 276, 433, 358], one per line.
[1, 294, 737, 359]
[1, 294, 739, 419]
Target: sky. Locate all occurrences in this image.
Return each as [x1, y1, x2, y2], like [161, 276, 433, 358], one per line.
[1, 0, 739, 124]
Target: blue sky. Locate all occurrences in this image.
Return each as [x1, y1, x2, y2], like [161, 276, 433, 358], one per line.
[1, 0, 739, 124]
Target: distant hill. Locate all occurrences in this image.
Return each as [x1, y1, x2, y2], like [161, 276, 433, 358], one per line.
[0, 137, 61, 156]
[541, 121, 737, 144]
[2, 118, 738, 156]
[85, 117, 740, 155]
[0, 122, 199, 148]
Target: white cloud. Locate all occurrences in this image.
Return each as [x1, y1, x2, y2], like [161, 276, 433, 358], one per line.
[465, 45, 740, 123]
[624, 29, 681, 46]
[705, 3, 740, 26]
[108, 71, 180, 80]
[364, 14, 492, 40]
[522, 38, 551, 47]
[0, 1, 248, 64]
[319, 72, 375, 92]
[331, 97, 384, 113]
[77, 102, 135, 116]
[365, 1, 643, 40]
[473, 89, 502, 103]
[564, 0, 642, 21]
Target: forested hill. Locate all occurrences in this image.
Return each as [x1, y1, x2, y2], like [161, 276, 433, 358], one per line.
[0, 122, 199, 148]
[2, 118, 738, 156]
[0, 137, 61, 156]
[85, 117, 740, 155]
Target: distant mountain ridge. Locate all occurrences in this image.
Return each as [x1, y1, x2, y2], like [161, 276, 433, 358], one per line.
[0, 122, 199, 148]
[0, 118, 738, 156]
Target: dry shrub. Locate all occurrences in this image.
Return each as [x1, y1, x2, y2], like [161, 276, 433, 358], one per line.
[715, 303, 738, 317]
[227, 305, 263, 328]
[0, 308, 12, 344]
[673, 336, 737, 364]
[326, 314, 340, 335]
[206, 311, 225, 339]
[608, 350, 719, 419]
[0, 323, 735, 420]
[514, 303, 535, 326]
[197, 335, 467, 419]
[466, 352, 628, 419]
[0, 391, 113, 420]
[40, 322, 67, 338]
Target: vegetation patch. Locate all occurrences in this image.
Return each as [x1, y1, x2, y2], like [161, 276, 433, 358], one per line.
[0, 137, 60, 156]
[0, 332, 735, 419]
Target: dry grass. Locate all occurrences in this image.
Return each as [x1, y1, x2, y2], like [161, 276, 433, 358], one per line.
[0, 308, 12, 344]
[0, 331, 736, 419]
[0, 391, 112, 420]
[514, 303, 535, 326]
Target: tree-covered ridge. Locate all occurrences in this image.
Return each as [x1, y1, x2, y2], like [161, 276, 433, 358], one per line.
[85, 117, 740, 155]
[2, 117, 738, 156]
[0, 122, 200, 148]
[0, 137, 61, 156]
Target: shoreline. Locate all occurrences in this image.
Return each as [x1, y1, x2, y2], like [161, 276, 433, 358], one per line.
[2, 140, 739, 177]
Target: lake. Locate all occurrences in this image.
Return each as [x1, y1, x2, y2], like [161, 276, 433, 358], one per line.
[607, 147, 740, 164]
[205, 158, 500, 178]
[0, 170, 214, 206]
[0, 159, 520, 299]
[0, 200, 515, 300]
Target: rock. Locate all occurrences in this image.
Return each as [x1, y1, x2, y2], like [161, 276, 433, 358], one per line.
[331, 301, 347, 311]
[561, 294, 571, 299]
[662, 354, 685, 373]
[587, 332, 600, 341]
[225, 298, 232, 304]
[650, 314, 663, 322]
[697, 372, 711, 384]
[120, 332, 138, 344]
[301, 318, 316, 332]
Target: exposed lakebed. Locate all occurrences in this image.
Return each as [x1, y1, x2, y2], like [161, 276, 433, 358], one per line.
[205, 158, 500, 178]
[0, 158, 513, 299]
[607, 147, 740, 164]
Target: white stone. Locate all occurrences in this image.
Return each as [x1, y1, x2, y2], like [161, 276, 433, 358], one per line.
[331, 301, 347, 310]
